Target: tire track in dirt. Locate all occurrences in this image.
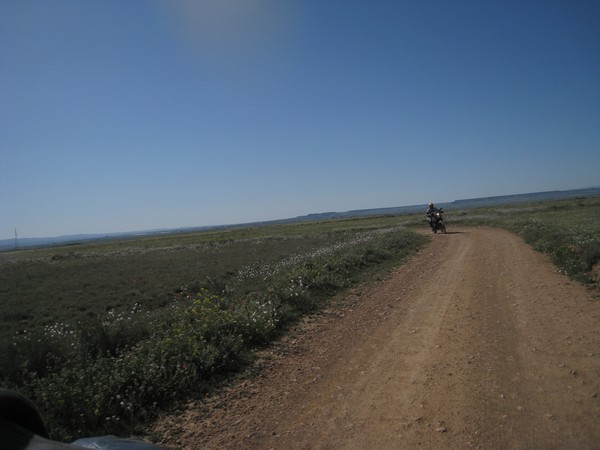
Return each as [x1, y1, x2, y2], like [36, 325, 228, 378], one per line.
[151, 228, 600, 449]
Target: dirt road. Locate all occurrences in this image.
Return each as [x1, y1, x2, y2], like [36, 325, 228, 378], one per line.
[152, 227, 600, 449]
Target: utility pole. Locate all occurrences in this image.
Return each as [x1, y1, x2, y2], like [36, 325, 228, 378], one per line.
[14, 228, 19, 250]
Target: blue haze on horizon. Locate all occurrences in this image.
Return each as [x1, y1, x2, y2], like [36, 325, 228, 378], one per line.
[1, 0, 599, 240]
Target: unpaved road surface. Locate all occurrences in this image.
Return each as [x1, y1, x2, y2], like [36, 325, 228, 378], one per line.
[152, 227, 600, 449]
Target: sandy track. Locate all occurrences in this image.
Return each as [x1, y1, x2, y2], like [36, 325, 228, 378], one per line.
[152, 228, 600, 449]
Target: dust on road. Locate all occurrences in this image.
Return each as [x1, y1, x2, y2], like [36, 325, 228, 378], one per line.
[152, 228, 600, 449]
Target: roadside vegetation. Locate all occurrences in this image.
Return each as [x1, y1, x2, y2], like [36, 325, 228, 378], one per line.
[1, 196, 598, 442]
[0, 217, 427, 441]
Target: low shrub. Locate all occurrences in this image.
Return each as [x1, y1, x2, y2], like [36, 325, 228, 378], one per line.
[582, 241, 600, 270]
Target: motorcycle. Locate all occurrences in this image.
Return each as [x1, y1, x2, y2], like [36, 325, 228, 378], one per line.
[427, 209, 446, 234]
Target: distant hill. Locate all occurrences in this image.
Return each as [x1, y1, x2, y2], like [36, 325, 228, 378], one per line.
[281, 187, 600, 223]
[2, 187, 599, 251]
[448, 187, 600, 208]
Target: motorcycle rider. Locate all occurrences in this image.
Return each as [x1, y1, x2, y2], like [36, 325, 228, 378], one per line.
[426, 202, 439, 229]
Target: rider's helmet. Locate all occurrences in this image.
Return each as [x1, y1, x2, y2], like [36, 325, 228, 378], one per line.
[428, 202, 434, 208]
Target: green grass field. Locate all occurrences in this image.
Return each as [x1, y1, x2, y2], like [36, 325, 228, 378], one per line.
[1, 196, 598, 442]
[0, 215, 414, 340]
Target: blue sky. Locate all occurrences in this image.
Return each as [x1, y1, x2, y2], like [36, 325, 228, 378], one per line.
[1, 0, 599, 239]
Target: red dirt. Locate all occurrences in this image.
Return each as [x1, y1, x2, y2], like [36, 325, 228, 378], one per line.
[150, 227, 600, 449]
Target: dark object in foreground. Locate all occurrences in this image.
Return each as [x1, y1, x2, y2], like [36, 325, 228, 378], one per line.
[0, 389, 164, 450]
